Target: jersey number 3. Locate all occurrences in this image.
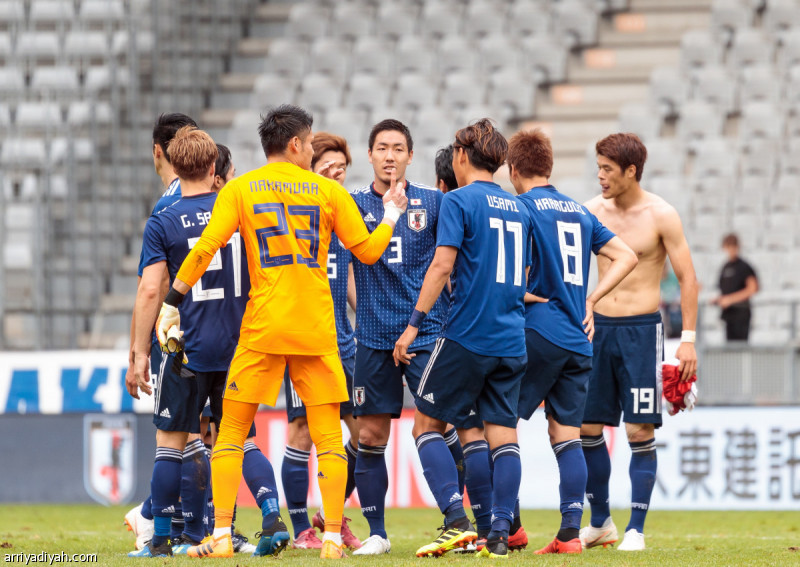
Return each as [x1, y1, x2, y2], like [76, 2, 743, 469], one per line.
[254, 203, 321, 269]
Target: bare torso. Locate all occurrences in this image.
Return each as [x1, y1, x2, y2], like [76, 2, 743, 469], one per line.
[586, 190, 670, 317]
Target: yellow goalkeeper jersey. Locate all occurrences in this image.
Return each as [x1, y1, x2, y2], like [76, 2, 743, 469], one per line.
[176, 161, 392, 356]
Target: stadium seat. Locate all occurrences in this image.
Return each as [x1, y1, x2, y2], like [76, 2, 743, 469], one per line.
[30, 66, 80, 95]
[649, 66, 688, 118]
[0, 67, 26, 98]
[351, 36, 394, 79]
[265, 38, 308, 80]
[298, 72, 343, 113]
[309, 37, 350, 81]
[392, 72, 438, 110]
[463, 0, 507, 38]
[64, 31, 109, 63]
[0, 103, 9, 127]
[329, 2, 374, 41]
[0, 139, 47, 168]
[375, 3, 418, 40]
[650, 176, 690, 218]
[320, 108, 366, 146]
[111, 29, 155, 56]
[508, 1, 552, 39]
[617, 102, 661, 142]
[690, 213, 727, 252]
[441, 72, 485, 109]
[395, 36, 437, 76]
[84, 66, 130, 93]
[439, 35, 481, 75]
[680, 29, 723, 76]
[709, 0, 753, 45]
[487, 68, 536, 119]
[692, 175, 733, 216]
[286, 3, 328, 41]
[763, 0, 800, 45]
[643, 138, 685, 178]
[16, 31, 60, 62]
[29, 0, 76, 26]
[250, 72, 298, 109]
[419, 1, 462, 40]
[763, 212, 797, 250]
[739, 65, 781, 105]
[456, 103, 503, 128]
[553, 0, 599, 48]
[50, 137, 93, 164]
[782, 65, 800, 115]
[727, 29, 773, 73]
[15, 101, 63, 129]
[0, 1, 25, 28]
[733, 174, 770, 214]
[66, 101, 113, 127]
[768, 174, 799, 212]
[347, 72, 391, 111]
[739, 102, 783, 143]
[479, 34, 521, 76]
[520, 34, 569, 84]
[691, 137, 735, 178]
[0, 31, 12, 60]
[412, 107, 457, 150]
[78, 0, 126, 25]
[777, 28, 800, 73]
[676, 101, 726, 148]
[691, 64, 738, 115]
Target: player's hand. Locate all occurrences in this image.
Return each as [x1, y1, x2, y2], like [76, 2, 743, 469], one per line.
[383, 169, 408, 215]
[156, 303, 181, 350]
[583, 311, 596, 342]
[675, 341, 697, 382]
[316, 159, 345, 183]
[393, 326, 419, 366]
[524, 292, 549, 304]
[133, 351, 152, 397]
[125, 357, 139, 400]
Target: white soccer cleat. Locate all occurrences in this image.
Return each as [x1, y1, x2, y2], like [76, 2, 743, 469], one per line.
[352, 534, 391, 555]
[124, 502, 154, 551]
[580, 517, 618, 549]
[617, 528, 646, 551]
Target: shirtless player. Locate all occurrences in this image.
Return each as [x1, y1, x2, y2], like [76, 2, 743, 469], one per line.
[579, 133, 698, 552]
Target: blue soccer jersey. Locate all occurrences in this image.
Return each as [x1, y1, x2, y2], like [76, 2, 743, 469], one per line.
[518, 185, 615, 356]
[328, 232, 356, 359]
[351, 181, 447, 350]
[437, 181, 531, 357]
[137, 177, 182, 276]
[140, 192, 250, 372]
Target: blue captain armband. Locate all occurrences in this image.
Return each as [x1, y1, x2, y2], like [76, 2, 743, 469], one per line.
[408, 309, 427, 329]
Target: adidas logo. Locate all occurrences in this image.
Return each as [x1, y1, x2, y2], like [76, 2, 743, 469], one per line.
[228, 382, 238, 391]
[159, 408, 171, 418]
[162, 505, 175, 514]
[423, 393, 435, 404]
[448, 492, 461, 503]
[468, 409, 476, 416]
[364, 212, 377, 222]
[568, 502, 583, 510]
[318, 471, 328, 479]
[257, 487, 272, 499]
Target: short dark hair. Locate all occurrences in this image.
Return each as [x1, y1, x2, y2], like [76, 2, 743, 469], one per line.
[257, 104, 313, 158]
[368, 119, 414, 152]
[596, 133, 647, 182]
[168, 126, 218, 182]
[311, 132, 352, 170]
[153, 113, 197, 163]
[215, 144, 233, 179]
[435, 145, 458, 191]
[453, 118, 507, 174]
[722, 233, 739, 247]
[507, 129, 553, 179]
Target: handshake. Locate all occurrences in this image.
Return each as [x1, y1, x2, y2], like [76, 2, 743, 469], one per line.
[662, 364, 698, 416]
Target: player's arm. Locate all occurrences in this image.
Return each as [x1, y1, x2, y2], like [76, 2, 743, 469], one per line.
[156, 187, 241, 347]
[347, 261, 357, 311]
[336, 171, 408, 264]
[393, 245, 458, 366]
[584, 236, 639, 341]
[130, 261, 168, 399]
[658, 204, 699, 381]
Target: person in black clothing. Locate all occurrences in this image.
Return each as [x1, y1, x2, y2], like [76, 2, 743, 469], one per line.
[712, 233, 759, 341]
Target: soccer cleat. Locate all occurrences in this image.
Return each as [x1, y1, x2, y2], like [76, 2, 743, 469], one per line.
[535, 536, 582, 554]
[453, 541, 478, 553]
[187, 534, 233, 558]
[312, 510, 325, 532]
[232, 532, 256, 554]
[293, 527, 324, 549]
[320, 539, 346, 559]
[617, 528, 646, 551]
[171, 534, 202, 555]
[124, 503, 154, 551]
[127, 539, 173, 558]
[508, 525, 529, 551]
[580, 517, 619, 549]
[477, 534, 508, 559]
[352, 534, 391, 555]
[312, 512, 362, 550]
[253, 516, 291, 557]
[415, 523, 477, 557]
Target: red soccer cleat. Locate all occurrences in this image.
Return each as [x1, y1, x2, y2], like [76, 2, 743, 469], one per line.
[535, 536, 582, 554]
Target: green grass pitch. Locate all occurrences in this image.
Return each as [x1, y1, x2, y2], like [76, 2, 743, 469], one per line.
[1, 504, 798, 565]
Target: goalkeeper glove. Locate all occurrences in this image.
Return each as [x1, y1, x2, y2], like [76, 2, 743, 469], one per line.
[156, 303, 181, 351]
[662, 363, 698, 416]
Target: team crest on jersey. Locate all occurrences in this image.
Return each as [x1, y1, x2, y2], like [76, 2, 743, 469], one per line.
[354, 387, 365, 406]
[408, 209, 427, 232]
[83, 414, 136, 506]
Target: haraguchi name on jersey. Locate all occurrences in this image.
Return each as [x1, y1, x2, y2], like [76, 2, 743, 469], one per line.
[249, 179, 319, 195]
[533, 197, 586, 215]
[486, 194, 519, 212]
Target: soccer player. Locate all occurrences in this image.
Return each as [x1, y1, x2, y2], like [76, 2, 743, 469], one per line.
[124, 113, 198, 551]
[508, 130, 638, 554]
[212, 144, 236, 191]
[394, 119, 531, 559]
[128, 127, 256, 556]
[279, 132, 362, 550]
[349, 119, 464, 556]
[155, 104, 408, 560]
[580, 133, 698, 551]
[434, 145, 458, 193]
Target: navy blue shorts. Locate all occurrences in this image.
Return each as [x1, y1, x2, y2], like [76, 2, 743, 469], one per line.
[518, 329, 592, 427]
[198, 369, 256, 438]
[285, 355, 356, 422]
[583, 312, 664, 427]
[152, 343, 200, 434]
[353, 343, 435, 419]
[415, 338, 526, 429]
